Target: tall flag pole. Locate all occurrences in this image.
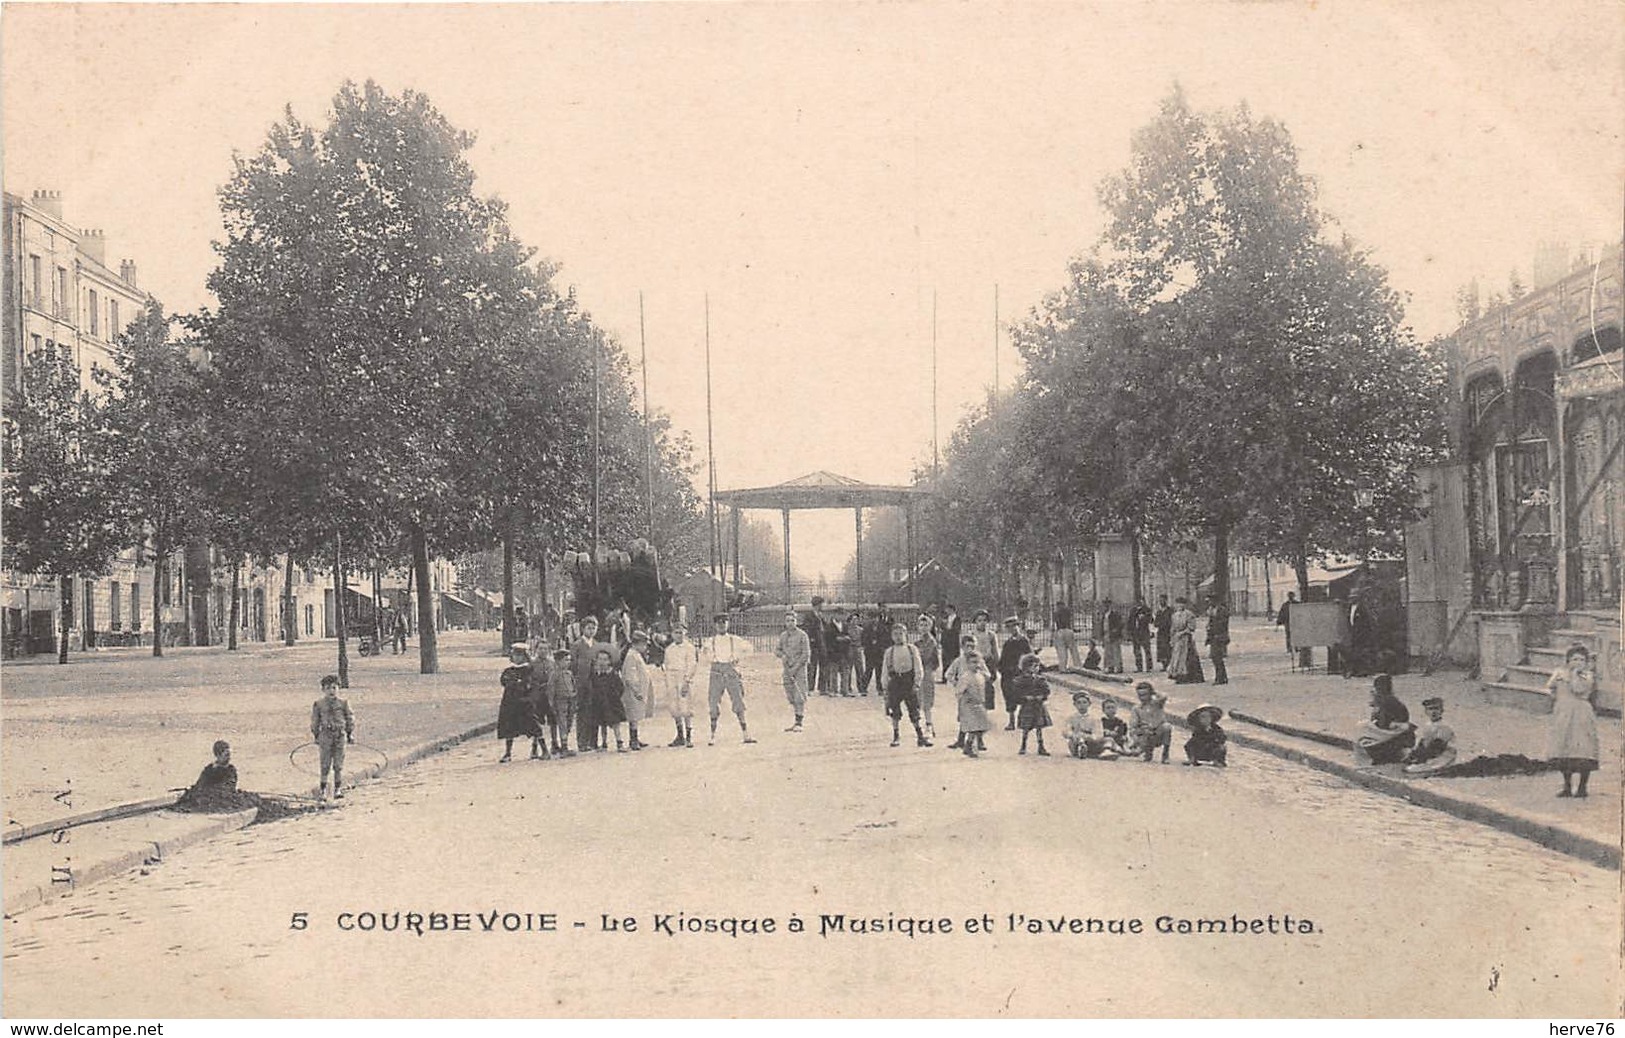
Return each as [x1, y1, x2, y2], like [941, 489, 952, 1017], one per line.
[932, 287, 939, 483]
[992, 283, 1000, 429]
[704, 294, 719, 619]
[640, 291, 654, 540]
[591, 318, 601, 592]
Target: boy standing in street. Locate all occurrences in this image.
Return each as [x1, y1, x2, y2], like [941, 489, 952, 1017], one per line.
[700, 613, 757, 746]
[310, 675, 354, 800]
[776, 610, 811, 732]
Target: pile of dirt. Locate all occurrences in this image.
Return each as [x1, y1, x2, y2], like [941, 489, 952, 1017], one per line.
[1431, 753, 1555, 779]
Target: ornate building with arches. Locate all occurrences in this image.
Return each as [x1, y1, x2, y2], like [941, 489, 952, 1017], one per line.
[1409, 244, 1623, 712]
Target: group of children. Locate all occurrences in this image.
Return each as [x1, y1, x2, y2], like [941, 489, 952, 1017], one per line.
[935, 625, 1228, 767]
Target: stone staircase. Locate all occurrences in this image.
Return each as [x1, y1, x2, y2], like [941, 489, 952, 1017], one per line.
[1484, 610, 1623, 717]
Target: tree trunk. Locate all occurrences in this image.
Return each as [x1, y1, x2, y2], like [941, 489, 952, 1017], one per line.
[404, 561, 415, 637]
[1293, 534, 1311, 599]
[227, 557, 241, 650]
[411, 520, 439, 674]
[333, 539, 350, 689]
[151, 540, 167, 657]
[538, 546, 549, 642]
[501, 531, 516, 649]
[57, 573, 71, 664]
[283, 552, 297, 646]
[1211, 521, 1230, 607]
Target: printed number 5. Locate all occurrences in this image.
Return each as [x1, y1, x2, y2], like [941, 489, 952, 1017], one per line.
[289, 912, 308, 931]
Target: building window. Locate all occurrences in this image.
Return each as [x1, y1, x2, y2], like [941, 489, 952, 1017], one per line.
[131, 582, 141, 630]
[30, 333, 41, 356]
[305, 604, 315, 636]
[109, 299, 119, 339]
[88, 289, 99, 337]
[55, 267, 68, 314]
[111, 583, 122, 628]
[28, 255, 41, 306]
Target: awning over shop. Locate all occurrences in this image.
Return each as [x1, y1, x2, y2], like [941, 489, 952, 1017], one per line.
[441, 592, 474, 609]
[345, 584, 374, 599]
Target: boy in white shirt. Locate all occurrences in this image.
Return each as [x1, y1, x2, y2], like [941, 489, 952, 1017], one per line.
[698, 613, 758, 746]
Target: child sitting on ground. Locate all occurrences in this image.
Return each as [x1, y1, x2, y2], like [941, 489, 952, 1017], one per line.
[1129, 681, 1172, 763]
[1064, 692, 1115, 759]
[1100, 699, 1129, 754]
[1183, 704, 1227, 766]
[1402, 696, 1458, 776]
[1082, 639, 1102, 671]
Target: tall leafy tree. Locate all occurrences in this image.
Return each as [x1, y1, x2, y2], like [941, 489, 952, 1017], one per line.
[96, 301, 211, 656]
[2, 345, 126, 662]
[1015, 90, 1447, 599]
[204, 80, 536, 676]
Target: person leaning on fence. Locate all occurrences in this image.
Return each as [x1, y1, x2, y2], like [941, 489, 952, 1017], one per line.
[310, 675, 354, 800]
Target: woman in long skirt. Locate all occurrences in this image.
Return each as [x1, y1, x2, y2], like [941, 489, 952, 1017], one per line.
[1166, 598, 1205, 685]
[1547, 644, 1600, 798]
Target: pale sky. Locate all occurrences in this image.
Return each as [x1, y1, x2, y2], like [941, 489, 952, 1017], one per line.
[5, 2, 1621, 578]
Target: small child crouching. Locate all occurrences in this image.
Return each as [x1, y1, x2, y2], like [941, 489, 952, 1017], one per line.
[1183, 704, 1227, 766]
[1100, 700, 1129, 754]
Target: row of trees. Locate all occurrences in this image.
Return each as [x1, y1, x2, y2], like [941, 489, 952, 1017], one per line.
[3, 81, 710, 672]
[913, 91, 1451, 609]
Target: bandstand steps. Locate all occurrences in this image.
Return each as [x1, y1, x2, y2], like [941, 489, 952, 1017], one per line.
[1482, 681, 1554, 714]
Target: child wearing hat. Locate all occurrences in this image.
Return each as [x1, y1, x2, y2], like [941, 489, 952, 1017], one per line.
[1129, 682, 1172, 763]
[1402, 697, 1457, 776]
[996, 616, 1034, 731]
[310, 674, 354, 800]
[498, 643, 547, 762]
[1012, 653, 1052, 756]
[1064, 692, 1113, 759]
[549, 649, 578, 756]
[591, 648, 630, 752]
[1182, 704, 1227, 766]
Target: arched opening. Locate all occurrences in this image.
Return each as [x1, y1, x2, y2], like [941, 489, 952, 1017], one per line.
[1572, 324, 1622, 364]
[1463, 353, 1561, 610]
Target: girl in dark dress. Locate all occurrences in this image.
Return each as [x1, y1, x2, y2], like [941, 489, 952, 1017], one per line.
[591, 648, 630, 752]
[1012, 653, 1052, 756]
[497, 645, 546, 762]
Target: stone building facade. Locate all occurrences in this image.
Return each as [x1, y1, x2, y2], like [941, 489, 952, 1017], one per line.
[1408, 243, 1623, 712]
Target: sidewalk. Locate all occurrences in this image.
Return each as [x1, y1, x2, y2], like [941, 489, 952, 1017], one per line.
[3, 631, 512, 917]
[1041, 620, 1620, 868]
[2, 630, 508, 827]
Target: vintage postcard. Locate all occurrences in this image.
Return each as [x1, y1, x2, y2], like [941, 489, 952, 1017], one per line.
[1, 1, 1620, 1023]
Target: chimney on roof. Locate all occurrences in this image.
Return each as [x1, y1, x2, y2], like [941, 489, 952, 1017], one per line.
[30, 190, 63, 220]
[119, 259, 138, 288]
[80, 229, 107, 265]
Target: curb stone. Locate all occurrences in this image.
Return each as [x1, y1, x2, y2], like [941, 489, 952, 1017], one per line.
[1049, 672, 1621, 871]
[4, 720, 500, 918]
[3, 807, 257, 918]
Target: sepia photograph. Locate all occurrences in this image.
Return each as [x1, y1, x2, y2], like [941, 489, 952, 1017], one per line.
[1, 0, 1620, 1023]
